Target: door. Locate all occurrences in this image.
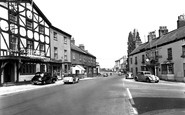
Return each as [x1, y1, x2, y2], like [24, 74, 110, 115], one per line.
[4, 63, 14, 83]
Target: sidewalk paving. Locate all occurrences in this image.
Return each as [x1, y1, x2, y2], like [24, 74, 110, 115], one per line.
[0, 77, 95, 96]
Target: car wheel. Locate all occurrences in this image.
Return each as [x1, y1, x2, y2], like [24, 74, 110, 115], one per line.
[146, 78, 151, 83]
[31, 81, 36, 85]
[135, 77, 138, 81]
[52, 79, 56, 83]
[42, 81, 45, 85]
[155, 80, 159, 83]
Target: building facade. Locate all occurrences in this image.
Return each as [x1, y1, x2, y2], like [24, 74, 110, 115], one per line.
[0, 0, 72, 85]
[71, 38, 96, 77]
[129, 15, 185, 82]
[114, 56, 127, 73]
[50, 26, 71, 79]
[0, 1, 52, 85]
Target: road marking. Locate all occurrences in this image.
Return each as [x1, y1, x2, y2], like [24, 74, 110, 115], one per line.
[126, 88, 135, 105]
[126, 88, 138, 115]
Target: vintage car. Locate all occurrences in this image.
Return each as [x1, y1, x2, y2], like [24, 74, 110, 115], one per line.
[63, 74, 79, 84]
[134, 71, 159, 83]
[125, 72, 134, 79]
[103, 73, 108, 77]
[31, 72, 57, 85]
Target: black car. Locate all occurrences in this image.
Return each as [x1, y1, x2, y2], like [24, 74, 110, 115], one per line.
[103, 73, 108, 77]
[31, 72, 57, 85]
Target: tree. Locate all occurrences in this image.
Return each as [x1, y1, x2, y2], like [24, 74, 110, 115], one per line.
[126, 29, 141, 71]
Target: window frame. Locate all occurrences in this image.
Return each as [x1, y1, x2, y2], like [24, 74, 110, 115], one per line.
[64, 37, 67, 44]
[167, 48, 172, 60]
[26, 19, 33, 29]
[54, 47, 58, 59]
[39, 25, 45, 34]
[54, 32, 57, 41]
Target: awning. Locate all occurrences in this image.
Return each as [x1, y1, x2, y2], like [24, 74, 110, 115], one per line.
[71, 65, 85, 74]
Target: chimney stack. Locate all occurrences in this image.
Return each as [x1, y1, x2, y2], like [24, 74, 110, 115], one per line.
[159, 26, 168, 37]
[148, 31, 156, 42]
[79, 44, 85, 50]
[71, 37, 75, 45]
[135, 40, 142, 48]
[177, 14, 185, 28]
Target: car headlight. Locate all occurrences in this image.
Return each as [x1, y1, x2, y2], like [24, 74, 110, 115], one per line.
[148, 76, 153, 80]
[155, 76, 159, 80]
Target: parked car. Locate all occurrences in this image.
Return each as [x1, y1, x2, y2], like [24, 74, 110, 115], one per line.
[134, 71, 159, 83]
[103, 73, 108, 77]
[31, 72, 58, 85]
[125, 72, 133, 79]
[63, 74, 79, 84]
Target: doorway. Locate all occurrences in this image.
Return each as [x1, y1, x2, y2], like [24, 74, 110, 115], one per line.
[4, 62, 14, 83]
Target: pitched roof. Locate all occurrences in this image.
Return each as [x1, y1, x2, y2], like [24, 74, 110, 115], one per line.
[129, 26, 185, 56]
[71, 44, 87, 54]
[51, 26, 72, 37]
[29, 0, 52, 26]
[71, 44, 96, 58]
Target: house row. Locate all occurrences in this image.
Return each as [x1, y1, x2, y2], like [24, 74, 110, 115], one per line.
[0, 0, 97, 85]
[129, 14, 185, 82]
[114, 56, 127, 73]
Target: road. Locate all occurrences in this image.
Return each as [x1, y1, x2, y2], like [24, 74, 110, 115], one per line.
[124, 77, 185, 115]
[0, 75, 130, 115]
[0, 74, 185, 115]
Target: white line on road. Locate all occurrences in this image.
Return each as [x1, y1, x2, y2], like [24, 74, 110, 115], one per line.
[126, 88, 135, 105]
[126, 88, 138, 115]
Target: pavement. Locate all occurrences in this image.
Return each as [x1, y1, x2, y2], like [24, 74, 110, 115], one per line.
[0, 77, 95, 96]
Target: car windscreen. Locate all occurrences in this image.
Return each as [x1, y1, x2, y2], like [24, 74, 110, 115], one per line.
[35, 72, 42, 76]
[145, 72, 151, 75]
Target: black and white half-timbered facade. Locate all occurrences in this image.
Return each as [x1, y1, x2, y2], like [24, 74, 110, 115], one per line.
[0, 0, 52, 85]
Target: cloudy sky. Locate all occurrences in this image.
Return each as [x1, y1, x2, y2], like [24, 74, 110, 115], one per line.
[34, 0, 185, 68]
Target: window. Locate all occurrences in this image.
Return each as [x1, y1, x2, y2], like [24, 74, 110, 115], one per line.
[64, 50, 67, 61]
[27, 40, 33, 55]
[26, 19, 33, 29]
[135, 57, 137, 65]
[20, 63, 36, 75]
[10, 35, 18, 51]
[168, 63, 174, 74]
[64, 37, 67, 44]
[9, 13, 17, 23]
[182, 46, 185, 57]
[40, 43, 45, 55]
[161, 64, 167, 74]
[39, 25, 45, 34]
[131, 68, 133, 73]
[73, 53, 75, 60]
[161, 63, 174, 74]
[54, 32, 57, 41]
[136, 67, 138, 74]
[142, 55, 145, 64]
[130, 58, 132, 64]
[40, 64, 45, 73]
[79, 54, 82, 61]
[54, 47, 58, 59]
[167, 48, 172, 60]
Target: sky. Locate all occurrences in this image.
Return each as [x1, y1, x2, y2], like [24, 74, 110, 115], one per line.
[34, 0, 185, 68]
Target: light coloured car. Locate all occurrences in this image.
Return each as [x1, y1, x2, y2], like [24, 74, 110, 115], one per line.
[135, 71, 159, 83]
[63, 74, 79, 84]
[125, 72, 133, 79]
